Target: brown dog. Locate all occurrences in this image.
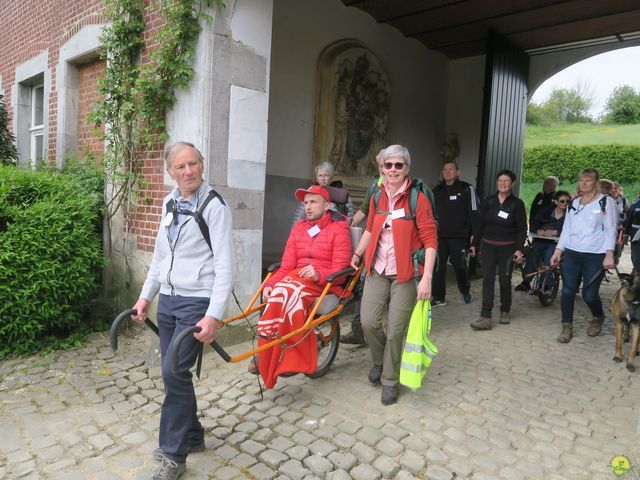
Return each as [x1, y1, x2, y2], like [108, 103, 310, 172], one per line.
[612, 273, 640, 372]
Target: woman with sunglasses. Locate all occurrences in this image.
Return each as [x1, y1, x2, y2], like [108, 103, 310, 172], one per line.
[469, 169, 527, 330]
[529, 190, 572, 292]
[550, 168, 617, 343]
[350, 144, 437, 405]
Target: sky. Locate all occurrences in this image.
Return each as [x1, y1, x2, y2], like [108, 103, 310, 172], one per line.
[530, 46, 640, 118]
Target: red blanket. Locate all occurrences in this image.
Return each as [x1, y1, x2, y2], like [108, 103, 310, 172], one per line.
[257, 273, 323, 388]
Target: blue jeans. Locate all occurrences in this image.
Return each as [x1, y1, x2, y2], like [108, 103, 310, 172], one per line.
[531, 242, 555, 291]
[157, 294, 208, 463]
[559, 249, 605, 324]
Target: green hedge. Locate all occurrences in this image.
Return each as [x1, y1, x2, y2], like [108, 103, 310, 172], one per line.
[0, 165, 104, 358]
[523, 144, 640, 183]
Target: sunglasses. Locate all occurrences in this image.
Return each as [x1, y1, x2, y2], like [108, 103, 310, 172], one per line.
[384, 162, 405, 170]
[557, 199, 570, 204]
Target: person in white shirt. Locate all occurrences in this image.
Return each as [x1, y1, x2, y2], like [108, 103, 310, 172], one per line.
[550, 168, 617, 344]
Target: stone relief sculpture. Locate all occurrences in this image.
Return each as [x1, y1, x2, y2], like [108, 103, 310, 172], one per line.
[314, 40, 390, 185]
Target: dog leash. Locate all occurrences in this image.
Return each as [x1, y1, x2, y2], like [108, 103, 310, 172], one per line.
[582, 268, 605, 291]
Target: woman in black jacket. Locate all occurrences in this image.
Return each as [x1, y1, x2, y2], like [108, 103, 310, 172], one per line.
[469, 169, 527, 330]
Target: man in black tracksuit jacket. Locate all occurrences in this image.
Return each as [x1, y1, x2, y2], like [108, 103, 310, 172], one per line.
[431, 161, 480, 306]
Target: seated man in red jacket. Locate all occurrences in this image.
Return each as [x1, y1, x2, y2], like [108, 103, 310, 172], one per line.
[250, 185, 352, 388]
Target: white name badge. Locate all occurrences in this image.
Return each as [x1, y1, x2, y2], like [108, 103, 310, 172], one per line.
[592, 209, 601, 214]
[307, 225, 321, 237]
[449, 195, 458, 200]
[498, 210, 509, 219]
[391, 208, 406, 220]
[162, 213, 174, 227]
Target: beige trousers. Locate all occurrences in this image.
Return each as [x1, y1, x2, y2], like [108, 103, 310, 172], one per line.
[361, 272, 417, 387]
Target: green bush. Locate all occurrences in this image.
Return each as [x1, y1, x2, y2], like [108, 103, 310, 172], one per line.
[0, 165, 104, 358]
[523, 144, 640, 183]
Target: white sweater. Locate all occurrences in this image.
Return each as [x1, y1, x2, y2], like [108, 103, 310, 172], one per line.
[556, 194, 617, 254]
[140, 182, 234, 320]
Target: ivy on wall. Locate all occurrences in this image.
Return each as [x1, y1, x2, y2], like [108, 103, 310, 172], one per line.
[90, 0, 224, 262]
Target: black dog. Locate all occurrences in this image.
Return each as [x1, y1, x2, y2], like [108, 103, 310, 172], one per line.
[612, 273, 640, 372]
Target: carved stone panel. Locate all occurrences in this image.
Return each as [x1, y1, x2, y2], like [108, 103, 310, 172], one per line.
[313, 40, 390, 188]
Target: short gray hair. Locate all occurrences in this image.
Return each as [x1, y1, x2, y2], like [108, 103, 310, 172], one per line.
[164, 142, 204, 169]
[544, 175, 559, 187]
[315, 161, 334, 176]
[380, 144, 411, 166]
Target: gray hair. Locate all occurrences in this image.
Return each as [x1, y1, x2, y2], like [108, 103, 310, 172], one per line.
[164, 141, 204, 169]
[315, 161, 334, 176]
[380, 144, 411, 166]
[544, 175, 559, 187]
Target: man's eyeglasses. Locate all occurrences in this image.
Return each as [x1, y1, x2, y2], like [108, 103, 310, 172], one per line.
[384, 162, 405, 170]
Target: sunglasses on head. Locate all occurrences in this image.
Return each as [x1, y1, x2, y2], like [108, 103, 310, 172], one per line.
[384, 162, 405, 170]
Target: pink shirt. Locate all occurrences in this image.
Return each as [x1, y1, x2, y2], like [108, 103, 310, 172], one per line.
[373, 178, 410, 276]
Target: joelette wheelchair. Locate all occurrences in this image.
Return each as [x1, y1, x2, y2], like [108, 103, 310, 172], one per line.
[110, 227, 364, 380]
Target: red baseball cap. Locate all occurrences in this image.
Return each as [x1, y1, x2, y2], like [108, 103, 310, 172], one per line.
[295, 185, 330, 202]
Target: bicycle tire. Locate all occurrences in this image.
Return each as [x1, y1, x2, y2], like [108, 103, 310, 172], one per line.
[539, 269, 560, 306]
[306, 319, 340, 378]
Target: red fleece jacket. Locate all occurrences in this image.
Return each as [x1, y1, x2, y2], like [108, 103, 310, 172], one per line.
[365, 178, 438, 282]
[267, 212, 352, 290]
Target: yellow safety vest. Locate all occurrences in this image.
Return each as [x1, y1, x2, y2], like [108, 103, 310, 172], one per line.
[399, 300, 438, 391]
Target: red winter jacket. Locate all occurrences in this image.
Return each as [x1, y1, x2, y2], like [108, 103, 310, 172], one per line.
[266, 211, 352, 292]
[365, 177, 438, 283]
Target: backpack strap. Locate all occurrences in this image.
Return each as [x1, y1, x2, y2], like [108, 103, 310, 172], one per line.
[165, 188, 225, 251]
[373, 187, 391, 215]
[194, 188, 225, 251]
[599, 195, 607, 214]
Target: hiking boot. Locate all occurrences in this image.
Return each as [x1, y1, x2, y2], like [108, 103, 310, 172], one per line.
[152, 453, 186, 480]
[515, 281, 531, 292]
[470, 317, 492, 330]
[557, 323, 573, 343]
[381, 385, 398, 405]
[587, 316, 604, 337]
[154, 441, 205, 461]
[368, 363, 383, 384]
[431, 299, 447, 308]
[463, 292, 473, 304]
[340, 324, 366, 345]
[499, 312, 511, 324]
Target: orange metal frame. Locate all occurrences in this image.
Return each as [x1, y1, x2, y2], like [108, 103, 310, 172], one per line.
[220, 264, 363, 363]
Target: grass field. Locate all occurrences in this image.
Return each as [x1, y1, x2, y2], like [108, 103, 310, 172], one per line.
[524, 122, 640, 148]
[521, 121, 640, 210]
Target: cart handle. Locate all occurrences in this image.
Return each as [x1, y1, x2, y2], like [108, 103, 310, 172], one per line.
[171, 326, 231, 374]
[110, 308, 160, 351]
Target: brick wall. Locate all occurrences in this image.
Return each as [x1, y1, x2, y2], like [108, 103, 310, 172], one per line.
[76, 60, 105, 160]
[0, 0, 171, 253]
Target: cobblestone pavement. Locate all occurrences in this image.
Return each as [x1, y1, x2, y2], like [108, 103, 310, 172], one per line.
[1, 257, 640, 480]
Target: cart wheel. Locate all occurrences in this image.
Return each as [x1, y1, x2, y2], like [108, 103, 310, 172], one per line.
[538, 269, 561, 306]
[306, 319, 340, 378]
